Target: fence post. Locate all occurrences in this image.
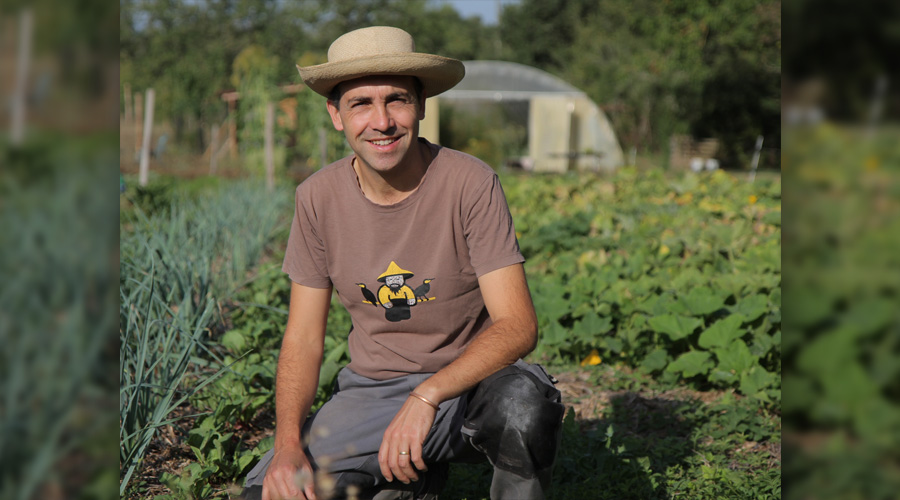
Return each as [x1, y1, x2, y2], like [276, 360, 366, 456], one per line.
[210, 124, 220, 174]
[11, 9, 33, 145]
[265, 101, 275, 191]
[748, 135, 763, 183]
[134, 91, 143, 159]
[123, 83, 133, 153]
[139, 89, 155, 186]
[228, 100, 238, 158]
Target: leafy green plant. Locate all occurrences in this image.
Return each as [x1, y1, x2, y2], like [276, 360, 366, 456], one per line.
[503, 167, 781, 402]
[119, 179, 291, 492]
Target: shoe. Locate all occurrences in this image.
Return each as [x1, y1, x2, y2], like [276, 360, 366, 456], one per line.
[371, 462, 448, 500]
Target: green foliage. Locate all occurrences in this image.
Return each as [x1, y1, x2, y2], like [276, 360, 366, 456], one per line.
[502, 0, 780, 165]
[121, 163, 782, 498]
[439, 101, 528, 168]
[505, 167, 781, 403]
[119, 178, 291, 493]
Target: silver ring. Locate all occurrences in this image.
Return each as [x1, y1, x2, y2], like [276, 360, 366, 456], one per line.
[399, 451, 409, 455]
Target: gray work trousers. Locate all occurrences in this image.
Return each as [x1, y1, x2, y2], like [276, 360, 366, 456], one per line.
[242, 360, 564, 500]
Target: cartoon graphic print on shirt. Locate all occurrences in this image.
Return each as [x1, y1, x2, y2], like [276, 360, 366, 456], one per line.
[356, 261, 435, 322]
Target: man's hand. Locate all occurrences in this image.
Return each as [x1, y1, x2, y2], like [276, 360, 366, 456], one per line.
[262, 445, 317, 500]
[377, 396, 437, 484]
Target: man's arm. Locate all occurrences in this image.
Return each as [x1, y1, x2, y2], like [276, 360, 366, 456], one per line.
[263, 281, 333, 500]
[378, 263, 538, 483]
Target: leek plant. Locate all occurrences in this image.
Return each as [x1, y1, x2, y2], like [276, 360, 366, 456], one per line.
[119, 180, 290, 493]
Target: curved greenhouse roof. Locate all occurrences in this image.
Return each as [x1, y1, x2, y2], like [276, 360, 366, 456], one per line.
[443, 61, 584, 100]
[427, 60, 624, 172]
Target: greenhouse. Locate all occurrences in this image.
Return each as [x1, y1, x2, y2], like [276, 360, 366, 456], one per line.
[420, 60, 624, 172]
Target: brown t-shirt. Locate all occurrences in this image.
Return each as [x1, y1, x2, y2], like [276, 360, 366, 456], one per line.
[282, 140, 524, 380]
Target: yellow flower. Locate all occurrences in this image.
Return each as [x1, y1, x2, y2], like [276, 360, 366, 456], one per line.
[580, 349, 602, 367]
[865, 155, 880, 171]
[658, 244, 671, 257]
[748, 195, 758, 204]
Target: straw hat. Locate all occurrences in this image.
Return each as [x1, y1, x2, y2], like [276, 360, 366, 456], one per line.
[297, 26, 465, 98]
[377, 261, 414, 281]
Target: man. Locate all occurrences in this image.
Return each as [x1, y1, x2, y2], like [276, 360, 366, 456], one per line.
[242, 26, 563, 500]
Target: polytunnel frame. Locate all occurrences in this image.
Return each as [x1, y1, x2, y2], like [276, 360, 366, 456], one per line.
[419, 60, 624, 172]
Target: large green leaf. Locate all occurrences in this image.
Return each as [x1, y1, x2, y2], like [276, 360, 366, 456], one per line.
[574, 311, 613, 338]
[840, 297, 896, 338]
[541, 322, 568, 347]
[698, 314, 746, 349]
[666, 350, 713, 378]
[713, 339, 755, 376]
[641, 348, 669, 372]
[679, 286, 726, 316]
[648, 314, 703, 340]
[731, 294, 768, 323]
[739, 364, 777, 396]
[636, 293, 689, 316]
[797, 326, 857, 376]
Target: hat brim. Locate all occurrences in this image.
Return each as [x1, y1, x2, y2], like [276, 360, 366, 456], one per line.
[298, 53, 465, 98]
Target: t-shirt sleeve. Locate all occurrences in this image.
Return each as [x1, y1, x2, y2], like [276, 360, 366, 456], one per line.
[464, 174, 525, 277]
[282, 185, 332, 288]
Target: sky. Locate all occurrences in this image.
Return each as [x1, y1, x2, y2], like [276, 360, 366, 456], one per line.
[431, 0, 521, 25]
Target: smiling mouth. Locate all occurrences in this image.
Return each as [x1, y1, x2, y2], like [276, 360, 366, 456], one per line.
[369, 137, 399, 146]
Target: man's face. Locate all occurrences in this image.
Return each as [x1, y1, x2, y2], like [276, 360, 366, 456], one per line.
[385, 275, 404, 290]
[326, 75, 425, 175]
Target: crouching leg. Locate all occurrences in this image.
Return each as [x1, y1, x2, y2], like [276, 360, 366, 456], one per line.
[461, 361, 565, 500]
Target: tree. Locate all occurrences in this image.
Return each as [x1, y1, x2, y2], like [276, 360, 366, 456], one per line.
[500, 0, 781, 167]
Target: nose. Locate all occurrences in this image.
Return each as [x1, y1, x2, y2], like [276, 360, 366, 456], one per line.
[372, 104, 393, 131]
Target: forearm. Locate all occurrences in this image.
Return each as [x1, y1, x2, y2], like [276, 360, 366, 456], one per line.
[271, 282, 332, 452]
[273, 333, 324, 450]
[416, 314, 536, 404]
[414, 264, 538, 404]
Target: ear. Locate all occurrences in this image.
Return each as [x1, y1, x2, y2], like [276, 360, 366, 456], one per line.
[326, 99, 344, 131]
[418, 91, 427, 120]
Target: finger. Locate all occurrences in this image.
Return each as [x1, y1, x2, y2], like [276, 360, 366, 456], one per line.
[262, 484, 270, 500]
[391, 461, 410, 484]
[387, 444, 408, 484]
[378, 441, 394, 481]
[294, 467, 316, 499]
[410, 441, 427, 473]
[277, 474, 300, 500]
[396, 450, 417, 483]
[304, 482, 317, 500]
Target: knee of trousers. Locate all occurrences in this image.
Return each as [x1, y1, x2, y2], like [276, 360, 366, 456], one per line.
[463, 365, 565, 478]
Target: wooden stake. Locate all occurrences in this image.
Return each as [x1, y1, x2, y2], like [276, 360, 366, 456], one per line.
[123, 83, 133, 150]
[210, 124, 220, 174]
[139, 89, 155, 186]
[228, 100, 238, 158]
[748, 135, 763, 183]
[135, 92, 143, 158]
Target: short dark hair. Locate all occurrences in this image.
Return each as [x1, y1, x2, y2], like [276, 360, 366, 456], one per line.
[328, 76, 424, 108]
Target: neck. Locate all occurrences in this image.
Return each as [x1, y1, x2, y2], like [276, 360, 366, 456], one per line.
[353, 140, 432, 205]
